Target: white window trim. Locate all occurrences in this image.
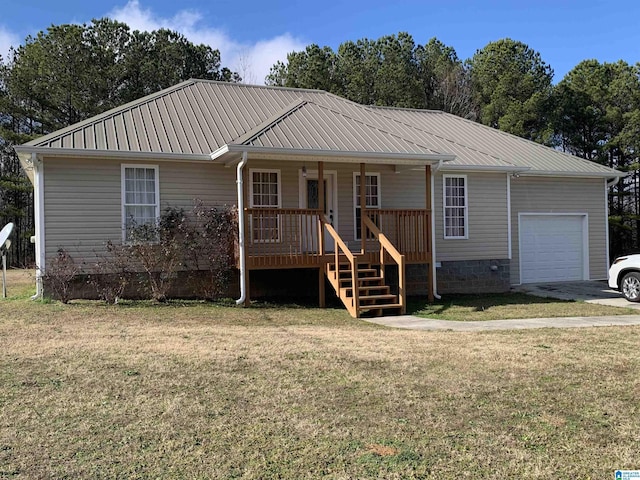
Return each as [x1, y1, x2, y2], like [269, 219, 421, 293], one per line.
[353, 172, 381, 240]
[249, 168, 282, 208]
[121, 164, 160, 242]
[249, 168, 282, 243]
[443, 174, 468, 240]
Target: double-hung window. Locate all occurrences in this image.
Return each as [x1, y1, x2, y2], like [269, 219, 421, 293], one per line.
[250, 169, 281, 242]
[354, 173, 380, 240]
[122, 165, 159, 241]
[443, 175, 468, 239]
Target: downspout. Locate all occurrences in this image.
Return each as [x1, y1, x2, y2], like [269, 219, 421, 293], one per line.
[235, 151, 248, 305]
[32, 153, 44, 300]
[605, 176, 621, 271]
[431, 160, 443, 300]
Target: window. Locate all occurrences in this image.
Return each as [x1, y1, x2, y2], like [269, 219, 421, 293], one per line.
[443, 175, 467, 239]
[354, 173, 380, 240]
[250, 169, 281, 242]
[122, 165, 159, 241]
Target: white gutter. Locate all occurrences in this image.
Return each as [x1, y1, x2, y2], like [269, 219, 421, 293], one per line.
[210, 143, 456, 164]
[430, 165, 441, 300]
[520, 170, 626, 179]
[607, 176, 621, 188]
[439, 164, 531, 173]
[235, 151, 249, 306]
[14, 145, 213, 163]
[32, 153, 44, 299]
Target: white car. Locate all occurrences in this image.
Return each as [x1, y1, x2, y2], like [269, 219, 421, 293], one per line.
[609, 254, 640, 302]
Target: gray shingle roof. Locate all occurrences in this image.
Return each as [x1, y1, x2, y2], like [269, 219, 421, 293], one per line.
[17, 79, 623, 178]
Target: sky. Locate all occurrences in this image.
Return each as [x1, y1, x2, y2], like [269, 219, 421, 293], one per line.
[1, 0, 639, 85]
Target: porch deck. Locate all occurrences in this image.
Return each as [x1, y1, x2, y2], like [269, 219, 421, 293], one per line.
[240, 207, 434, 317]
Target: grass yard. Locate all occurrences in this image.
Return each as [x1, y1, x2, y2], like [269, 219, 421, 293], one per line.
[409, 292, 637, 321]
[1, 270, 640, 478]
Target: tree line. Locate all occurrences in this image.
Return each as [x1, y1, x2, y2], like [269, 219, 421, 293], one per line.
[0, 18, 240, 267]
[1, 25, 639, 266]
[267, 33, 640, 259]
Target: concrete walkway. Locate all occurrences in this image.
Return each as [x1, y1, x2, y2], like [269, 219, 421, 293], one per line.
[514, 280, 640, 309]
[365, 314, 640, 331]
[365, 280, 640, 331]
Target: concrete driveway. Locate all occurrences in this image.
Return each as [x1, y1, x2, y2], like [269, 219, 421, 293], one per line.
[515, 280, 640, 309]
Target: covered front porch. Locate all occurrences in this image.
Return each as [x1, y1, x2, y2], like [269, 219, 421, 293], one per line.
[233, 158, 437, 318]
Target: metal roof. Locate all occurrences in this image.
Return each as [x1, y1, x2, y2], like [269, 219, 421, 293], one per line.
[16, 79, 623, 178]
[370, 106, 622, 176]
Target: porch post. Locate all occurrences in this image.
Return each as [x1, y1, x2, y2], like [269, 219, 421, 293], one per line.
[360, 162, 366, 254]
[426, 165, 434, 302]
[318, 160, 326, 308]
[318, 161, 325, 225]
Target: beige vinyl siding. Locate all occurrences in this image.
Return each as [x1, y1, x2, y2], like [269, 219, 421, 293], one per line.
[434, 171, 509, 260]
[43, 157, 236, 265]
[47, 156, 516, 269]
[510, 176, 607, 284]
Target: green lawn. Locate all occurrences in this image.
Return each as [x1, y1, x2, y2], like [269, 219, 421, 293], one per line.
[408, 292, 636, 321]
[1, 270, 639, 478]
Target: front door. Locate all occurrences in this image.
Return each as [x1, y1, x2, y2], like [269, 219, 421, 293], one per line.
[301, 172, 336, 252]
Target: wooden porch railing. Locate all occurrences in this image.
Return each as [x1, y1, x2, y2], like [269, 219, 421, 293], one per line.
[324, 222, 359, 317]
[244, 208, 325, 269]
[362, 215, 406, 314]
[365, 209, 431, 263]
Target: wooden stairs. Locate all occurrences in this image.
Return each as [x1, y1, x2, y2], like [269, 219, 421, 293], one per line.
[326, 259, 402, 318]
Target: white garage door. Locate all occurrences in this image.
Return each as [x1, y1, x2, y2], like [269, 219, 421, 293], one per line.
[520, 215, 586, 283]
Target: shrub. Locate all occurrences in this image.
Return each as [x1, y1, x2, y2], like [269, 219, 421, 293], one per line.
[43, 248, 80, 303]
[122, 208, 185, 302]
[87, 201, 237, 302]
[86, 241, 131, 304]
[190, 201, 237, 300]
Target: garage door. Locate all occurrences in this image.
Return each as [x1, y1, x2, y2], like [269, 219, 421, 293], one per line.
[520, 215, 586, 283]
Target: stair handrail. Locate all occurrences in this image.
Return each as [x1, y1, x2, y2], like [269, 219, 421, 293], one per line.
[362, 214, 406, 314]
[324, 222, 359, 316]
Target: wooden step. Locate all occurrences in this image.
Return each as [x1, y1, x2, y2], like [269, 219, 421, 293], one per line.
[358, 294, 397, 302]
[359, 285, 391, 294]
[341, 286, 391, 298]
[325, 252, 404, 318]
[328, 262, 370, 270]
[334, 266, 373, 275]
[358, 276, 384, 284]
[340, 277, 386, 289]
[358, 303, 403, 313]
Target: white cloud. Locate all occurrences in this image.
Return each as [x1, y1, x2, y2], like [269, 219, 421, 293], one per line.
[107, 0, 305, 84]
[0, 25, 20, 62]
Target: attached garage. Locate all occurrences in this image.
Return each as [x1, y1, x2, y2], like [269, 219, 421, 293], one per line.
[519, 214, 588, 283]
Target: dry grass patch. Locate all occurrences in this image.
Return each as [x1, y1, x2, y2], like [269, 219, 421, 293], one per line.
[1, 270, 640, 478]
[409, 292, 636, 320]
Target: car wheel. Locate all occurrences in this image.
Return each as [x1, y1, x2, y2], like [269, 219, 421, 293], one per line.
[621, 272, 640, 302]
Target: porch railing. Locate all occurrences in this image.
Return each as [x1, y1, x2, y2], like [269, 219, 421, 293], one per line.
[243, 208, 432, 267]
[362, 215, 406, 314]
[365, 209, 431, 263]
[325, 222, 360, 317]
[244, 208, 325, 268]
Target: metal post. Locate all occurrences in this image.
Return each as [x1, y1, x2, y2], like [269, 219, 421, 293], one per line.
[2, 253, 6, 298]
[360, 163, 366, 254]
[426, 165, 434, 302]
